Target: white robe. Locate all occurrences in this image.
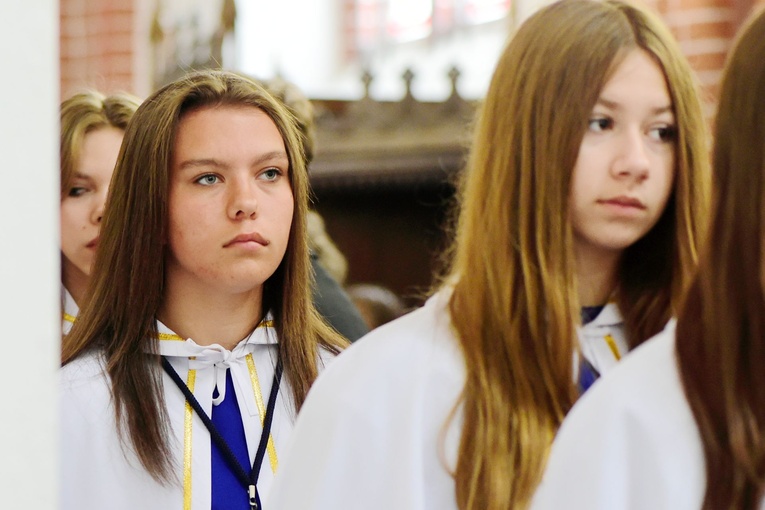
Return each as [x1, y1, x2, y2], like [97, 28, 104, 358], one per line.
[266, 292, 628, 510]
[60, 318, 329, 510]
[61, 287, 78, 335]
[531, 322, 727, 510]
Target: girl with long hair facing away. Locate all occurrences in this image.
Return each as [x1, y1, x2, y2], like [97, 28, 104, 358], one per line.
[532, 6, 765, 510]
[59, 90, 140, 335]
[60, 70, 347, 510]
[266, 1, 708, 509]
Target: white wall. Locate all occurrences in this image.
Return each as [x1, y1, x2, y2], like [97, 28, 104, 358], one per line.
[235, 0, 511, 101]
[0, 1, 60, 508]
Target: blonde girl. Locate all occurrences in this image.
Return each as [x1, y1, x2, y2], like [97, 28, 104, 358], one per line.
[59, 91, 139, 334]
[267, 1, 708, 508]
[533, 7, 765, 509]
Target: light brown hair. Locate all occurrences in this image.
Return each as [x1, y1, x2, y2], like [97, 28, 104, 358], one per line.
[62, 70, 347, 482]
[677, 7, 765, 509]
[60, 90, 140, 199]
[442, 1, 708, 507]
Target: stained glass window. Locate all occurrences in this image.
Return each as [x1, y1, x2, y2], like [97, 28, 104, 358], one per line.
[386, 0, 433, 42]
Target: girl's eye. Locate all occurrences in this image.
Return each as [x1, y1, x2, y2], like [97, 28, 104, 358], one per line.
[260, 168, 281, 181]
[67, 187, 87, 197]
[588, 117, 613, 132]
[649, 125, 677, 143]
[195, 174, 220, 186]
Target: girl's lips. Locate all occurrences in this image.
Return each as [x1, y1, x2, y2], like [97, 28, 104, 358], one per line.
[599, 196, 646, 209]
[224, 232, 270, 247]
[86, 237, 99, 249]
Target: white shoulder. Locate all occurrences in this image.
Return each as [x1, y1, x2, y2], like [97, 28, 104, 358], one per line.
[267, 292, 465, 510]
[532, 325, 705, 509]
[312, 291, 461, 399]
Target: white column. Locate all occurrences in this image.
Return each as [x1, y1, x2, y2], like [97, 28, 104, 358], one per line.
[0, 2, 60, 509]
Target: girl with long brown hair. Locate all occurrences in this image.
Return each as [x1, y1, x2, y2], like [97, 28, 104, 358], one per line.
[533, 6, 765, 510]
[60, 70, 347, 510]
[267, 1, 708, 509]
[59, 90, 140, 335]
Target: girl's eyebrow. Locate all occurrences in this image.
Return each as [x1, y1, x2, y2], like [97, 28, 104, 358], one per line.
[71, 172, 95, 181]
[595, 97, 674, 116]
[254, 151, 290, 165]
[177, 158, 226, 171]
[177, 151, 289, 172]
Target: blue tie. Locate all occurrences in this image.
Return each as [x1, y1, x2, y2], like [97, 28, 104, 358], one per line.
[211, 369, 251, 510]
[578, 306, 605, 394]
[578, 358, 601, 394]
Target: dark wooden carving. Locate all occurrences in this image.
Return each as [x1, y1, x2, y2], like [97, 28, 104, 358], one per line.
[310, 66, 476, 192]
[310, 69, 477, 308]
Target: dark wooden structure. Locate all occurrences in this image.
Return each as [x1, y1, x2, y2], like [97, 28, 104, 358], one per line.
[310, 68, 477, 307]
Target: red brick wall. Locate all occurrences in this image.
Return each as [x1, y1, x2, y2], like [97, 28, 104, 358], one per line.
[60, 0, 759, 110]
[642, 0, 759, 116]
[60, 0, 137, 99]
[643, 0, 733, 115]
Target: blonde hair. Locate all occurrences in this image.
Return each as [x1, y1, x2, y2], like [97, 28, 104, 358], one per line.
[62, 70, 348, 482]
[443, 1, 709, 507]
[60, 90, 140, 199]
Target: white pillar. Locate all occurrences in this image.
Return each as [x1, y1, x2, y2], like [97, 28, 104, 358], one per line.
[0, 2, 60, 509]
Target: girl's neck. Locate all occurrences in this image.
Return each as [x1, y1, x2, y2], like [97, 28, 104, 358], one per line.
[574, 242, 622, 308]
[158, 274, 264, 351]
[62, 262, 89, 306]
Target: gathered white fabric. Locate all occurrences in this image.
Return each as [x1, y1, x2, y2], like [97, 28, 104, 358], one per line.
[158, 319, 277, 407]
[60, 316, 329, 510]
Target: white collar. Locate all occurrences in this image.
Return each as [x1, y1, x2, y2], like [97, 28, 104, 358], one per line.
[157, 313, 277, 405]
[584, 302, 623, 329]
[157, 312, 277, 359]
[62, 286, 79, 333]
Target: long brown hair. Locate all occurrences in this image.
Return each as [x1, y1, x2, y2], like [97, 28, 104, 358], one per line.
[677, 7, 765, 509]
[443, 1, 708, 507]
[62, 70, 347, 482]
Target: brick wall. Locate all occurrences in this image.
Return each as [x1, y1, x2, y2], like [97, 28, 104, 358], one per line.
[642, 0, 743, 117]
[59, 0, 760, 109]
[60, 0, 138, 99]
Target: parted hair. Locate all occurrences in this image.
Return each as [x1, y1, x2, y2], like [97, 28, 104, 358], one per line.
[60, 90, 140, 199]
[61, 70, 347, 483]
[677, 7, 765, 509]
[442, 1, 709, 508]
